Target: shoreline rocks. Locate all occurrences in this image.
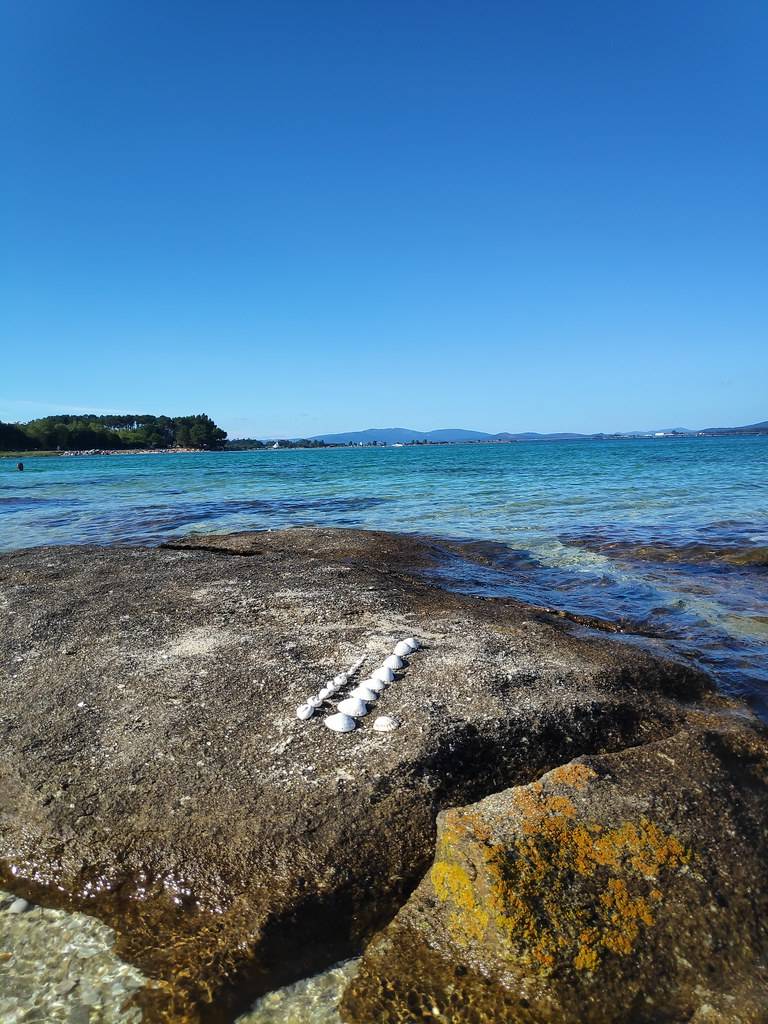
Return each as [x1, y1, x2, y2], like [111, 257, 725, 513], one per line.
[0, 528, 749, 1021]
[342, 723, 768, 1023]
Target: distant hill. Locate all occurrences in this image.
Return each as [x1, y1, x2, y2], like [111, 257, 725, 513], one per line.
[697, 420, 768, 435]
[309, 427, 493, 444]
[493, 431, 587, 441]
[310, 426, 593, 443]
[307, 421, 768, 444]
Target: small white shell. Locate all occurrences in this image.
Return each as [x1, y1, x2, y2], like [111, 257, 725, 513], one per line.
[296, 703, 314, 720]
[325, 712, 356, 732]
[307, 695, 323, 709]
[372, 666, 395, 683]
[334, 673, 348, 685]
[404, 637, 420, 651]
[318, 686, 333, 701]
[337, 697, 369, 718]
[394, 641, 413, 658]
[364, 678, 386, 693]
[373, 715, 400, 732]
[383, 654, 404, 671]
[350, 685, 378, 702]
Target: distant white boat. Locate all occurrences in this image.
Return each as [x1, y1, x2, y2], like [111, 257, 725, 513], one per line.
[272, 442, 280, 449]
[392, 442, 404, 447]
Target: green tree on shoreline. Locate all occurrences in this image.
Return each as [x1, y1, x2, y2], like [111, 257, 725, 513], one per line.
[0, 413, 227, 451]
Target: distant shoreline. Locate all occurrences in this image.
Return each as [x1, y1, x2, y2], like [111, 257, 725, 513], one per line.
[1, 431, 767, 460]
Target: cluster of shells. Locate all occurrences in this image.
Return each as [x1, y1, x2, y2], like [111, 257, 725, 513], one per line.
[296, 638, 420, 733]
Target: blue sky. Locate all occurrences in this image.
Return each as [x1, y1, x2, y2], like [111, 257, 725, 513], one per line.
[1, 1, 765, 437]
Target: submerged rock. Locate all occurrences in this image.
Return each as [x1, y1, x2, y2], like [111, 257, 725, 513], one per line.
[342, 724, 768, 1024]
[0, 528, 736, 1021]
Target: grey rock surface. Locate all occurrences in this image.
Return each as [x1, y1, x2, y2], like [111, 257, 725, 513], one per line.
[0, 528, 733, 1021]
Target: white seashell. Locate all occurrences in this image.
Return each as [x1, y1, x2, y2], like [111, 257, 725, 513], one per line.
[296, 703, 314, 720]
[373, 715, 400, 732]
[394, 641, 413, 658]
[404, 637, 420, 651]
[364, 678, 386, 693]
[383, 654, 404, 671]
[350, 685, 378, 702]
[325, 712, 356, 732]
[337, 697, 369, 718]
[334, 673, 348, 685]
[372, 666, 395, 683]
[308, 695, 323, 709]
[318, 686, 333, 700]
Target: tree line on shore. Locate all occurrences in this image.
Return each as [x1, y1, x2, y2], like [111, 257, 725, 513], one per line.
[226, 437, 329, 449]
[0, 414, 228, 451]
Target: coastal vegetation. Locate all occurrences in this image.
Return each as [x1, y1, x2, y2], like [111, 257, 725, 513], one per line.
[0, 413, 227, 452]
[226, 437, 329, 449]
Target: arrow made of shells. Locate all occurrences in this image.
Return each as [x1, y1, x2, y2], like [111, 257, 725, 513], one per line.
[295, 638, 420, 733]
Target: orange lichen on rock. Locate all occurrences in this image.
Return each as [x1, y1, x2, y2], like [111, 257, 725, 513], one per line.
[547, 763, 598, 790]
[430, 770, 691, 977]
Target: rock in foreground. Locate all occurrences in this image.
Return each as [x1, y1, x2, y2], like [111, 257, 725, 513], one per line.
[342, 725, 768, 1024]
[0, 528, 738, 1021]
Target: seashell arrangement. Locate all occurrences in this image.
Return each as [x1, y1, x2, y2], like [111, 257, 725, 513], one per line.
[295, 641, 422, 734]
[372, 666, 395, 683]
[365, 678, 386, 693]
[373, 715, 400, 732]
[350, 685, 379, 702]
[337, 696, 369, 718]
[325, 712, 356, 733]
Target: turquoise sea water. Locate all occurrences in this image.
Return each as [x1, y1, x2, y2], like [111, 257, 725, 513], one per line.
[2, 437, 767, 716]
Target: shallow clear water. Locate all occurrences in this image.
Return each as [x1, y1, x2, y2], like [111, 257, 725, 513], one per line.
[2, 437, 767, 716]
[0, 888, 356, 1024]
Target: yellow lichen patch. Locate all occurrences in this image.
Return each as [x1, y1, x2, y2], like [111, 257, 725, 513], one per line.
[547, 763, 598, 791]
[599, 878, 655, 955]
[431, 779, 691, 979]
[431, 861, 489, 945]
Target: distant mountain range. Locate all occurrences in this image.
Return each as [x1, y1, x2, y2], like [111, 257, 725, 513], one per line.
[309, 421, 768, 444]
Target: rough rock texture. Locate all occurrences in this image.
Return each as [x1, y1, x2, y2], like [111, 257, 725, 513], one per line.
[0, 528, 737, 1021]
[342, 724, 768, 1024]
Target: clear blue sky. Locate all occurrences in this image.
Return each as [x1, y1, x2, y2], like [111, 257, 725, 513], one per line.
[1, 1, 765, 437]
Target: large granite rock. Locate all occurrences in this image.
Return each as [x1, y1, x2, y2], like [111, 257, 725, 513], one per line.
[0, 529, 734, 1021]
[341, 724, 768, 1024]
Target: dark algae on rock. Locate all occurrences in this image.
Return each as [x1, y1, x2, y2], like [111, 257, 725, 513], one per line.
[0, 528, 757, 1022]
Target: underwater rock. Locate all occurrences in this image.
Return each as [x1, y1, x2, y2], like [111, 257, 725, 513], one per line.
[342, 724, 768, 1024]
